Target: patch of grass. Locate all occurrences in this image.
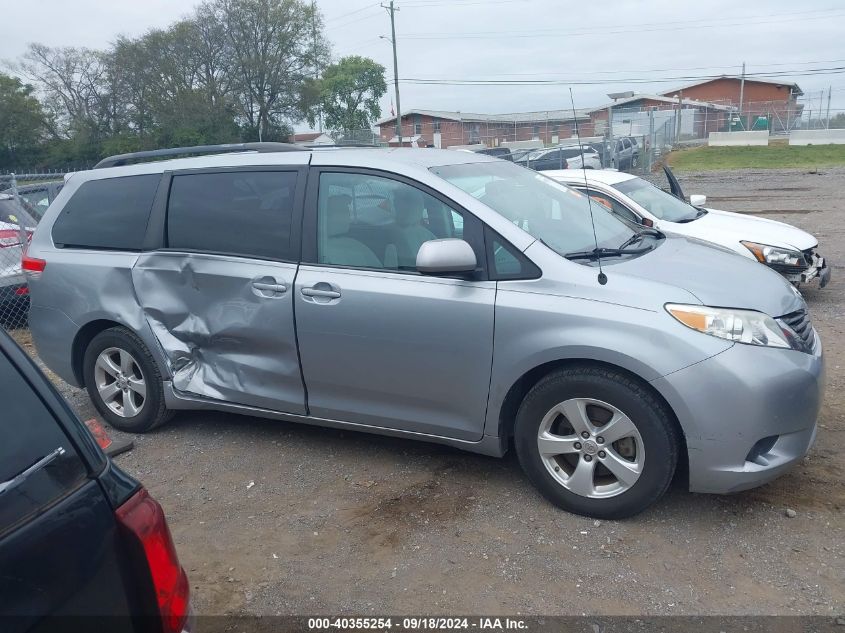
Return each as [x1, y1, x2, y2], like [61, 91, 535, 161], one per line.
[667, 142, 845, 171]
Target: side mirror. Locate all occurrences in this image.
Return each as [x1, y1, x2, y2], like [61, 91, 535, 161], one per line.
[416, 238, 477, 275]
[689, 194, 707, 207]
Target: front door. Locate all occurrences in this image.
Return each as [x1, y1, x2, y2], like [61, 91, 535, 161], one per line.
[295, 169, 496, 441]
[132, 167, 307, 414]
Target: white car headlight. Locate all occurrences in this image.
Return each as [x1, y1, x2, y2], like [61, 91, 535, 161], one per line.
[741, 241, 804, 267]
[665, 304, 798, 350]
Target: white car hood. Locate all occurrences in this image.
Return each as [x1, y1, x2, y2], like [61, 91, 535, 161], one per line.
[685, 208, 818, 252]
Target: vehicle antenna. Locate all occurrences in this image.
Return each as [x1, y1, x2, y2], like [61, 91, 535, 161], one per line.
[569, 88, 607, 285]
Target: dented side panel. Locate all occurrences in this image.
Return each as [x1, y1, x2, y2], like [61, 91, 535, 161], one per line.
[131, 251, 306, 414]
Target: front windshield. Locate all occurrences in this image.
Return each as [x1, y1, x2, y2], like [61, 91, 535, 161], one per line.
[430, 160, 639, 258]
[613, 177, 699, 222]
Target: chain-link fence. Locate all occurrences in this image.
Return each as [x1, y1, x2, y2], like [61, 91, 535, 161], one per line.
[376, 97, 824, 174]
[0, 172, 66, 331]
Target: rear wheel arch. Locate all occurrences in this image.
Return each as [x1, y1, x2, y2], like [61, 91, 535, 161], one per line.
[496, 359, 687, 470]
[72, 320, 138, 387]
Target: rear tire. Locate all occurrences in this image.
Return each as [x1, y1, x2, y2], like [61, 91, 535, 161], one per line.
[514, 366, 679, 519]
[83, 327, 172, 433]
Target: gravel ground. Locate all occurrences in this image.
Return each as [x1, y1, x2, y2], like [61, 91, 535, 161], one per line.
[9, 167, 844, 616]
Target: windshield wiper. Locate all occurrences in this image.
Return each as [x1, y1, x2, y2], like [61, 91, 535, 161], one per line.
[0, 447, 65, 496]
[618, 228, 663, 250]
[564, 246, 652, 261]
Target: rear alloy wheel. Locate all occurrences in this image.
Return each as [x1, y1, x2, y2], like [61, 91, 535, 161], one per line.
[94, 347, 147, 419]
[514, 366, 679, 519]
[83, 327, 172, 432]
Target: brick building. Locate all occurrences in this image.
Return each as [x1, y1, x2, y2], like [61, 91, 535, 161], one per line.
[661, 76, 803, 131]
[589, 94, 734, 138]
[376, 109, 595, 148]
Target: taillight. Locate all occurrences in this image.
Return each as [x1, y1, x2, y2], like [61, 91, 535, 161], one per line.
[0, 229, 21, 248]
[116, 489, 190, 633]
[22, 254, 46, 274]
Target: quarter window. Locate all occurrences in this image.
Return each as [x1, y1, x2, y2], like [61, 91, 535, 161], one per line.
[316, 172, 465, 271]
[167, 171, 298, 260]
[52, 175, 160, 250]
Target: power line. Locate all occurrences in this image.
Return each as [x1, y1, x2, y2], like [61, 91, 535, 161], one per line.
[324, 2, 381, 23]
[403, 59, 845, 79]
[398, 9, 845, 39]
[390, 66, 845, 86]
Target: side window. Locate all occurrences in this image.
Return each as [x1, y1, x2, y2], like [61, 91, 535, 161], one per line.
[316, 172, 465, 271]
[616, 140, 624, 152]
[52, 174, 160, 250]
[167, 171, 298, 260]
[0, 351, 87, 537]
[485, 227, 540, 280]
[20, 189, 50, 221]
[580, 187, 640, 224]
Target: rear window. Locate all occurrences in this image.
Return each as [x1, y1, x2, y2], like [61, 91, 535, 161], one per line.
[166, 170, 298, 260]
[52, 174, 161, 250]
[0, 349, 87, 537]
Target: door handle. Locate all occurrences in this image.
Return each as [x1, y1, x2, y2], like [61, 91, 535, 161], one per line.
[252, 281, 287, 293]
[301, 287, 341, 299]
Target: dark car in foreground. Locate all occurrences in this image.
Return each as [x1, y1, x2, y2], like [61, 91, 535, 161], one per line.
[0, 328, 191, 633]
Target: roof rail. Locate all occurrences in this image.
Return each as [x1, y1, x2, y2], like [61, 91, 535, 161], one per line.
[93, 142, 304, 169]
[303, 142, 381, 149]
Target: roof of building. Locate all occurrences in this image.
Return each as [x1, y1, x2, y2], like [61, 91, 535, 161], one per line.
[377, 108, 593, 126]
[291, 132, 333, 141]
[592, 93, 735, 112]
[660, 76, 803, 97]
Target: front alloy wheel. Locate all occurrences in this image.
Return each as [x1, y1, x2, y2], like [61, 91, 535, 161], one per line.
[514, 366, 679, 519]
[537, 398, 644, 499]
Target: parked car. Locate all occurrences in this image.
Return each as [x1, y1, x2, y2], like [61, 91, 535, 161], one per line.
[473, 147, 513, 161]
[611, 136, 638, 170]
[559, 144, 602, 170]
[0, 327, 191, 632]
[26, 144, 823, 519]
[2, 180, 64, 222]
[547, 167, 830, 288]
[0, 194, 38, 318]
[515, 146, 569, 171]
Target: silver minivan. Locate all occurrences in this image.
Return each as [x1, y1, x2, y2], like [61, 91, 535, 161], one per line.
[25, 145, 824, 518]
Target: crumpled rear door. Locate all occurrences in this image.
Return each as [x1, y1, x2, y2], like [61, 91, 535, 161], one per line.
[132, 251, 305, 414]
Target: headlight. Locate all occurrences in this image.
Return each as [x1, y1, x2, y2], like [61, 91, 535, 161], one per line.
[741, 241, 803, 267]
[665, 304, 798, 349]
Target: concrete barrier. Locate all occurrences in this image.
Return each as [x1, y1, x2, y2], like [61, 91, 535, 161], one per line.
[788, 129, 845, 145]
[708, 131, 769, 146]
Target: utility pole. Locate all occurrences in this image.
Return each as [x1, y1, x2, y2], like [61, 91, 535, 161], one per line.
[382, 1, 402, 146]
[738, 62, 746, 131]
[311, 0, 322, 133]
[826, 86, 832, 129]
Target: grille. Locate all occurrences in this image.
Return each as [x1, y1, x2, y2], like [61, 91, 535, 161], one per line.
[779, 308, 815, 351]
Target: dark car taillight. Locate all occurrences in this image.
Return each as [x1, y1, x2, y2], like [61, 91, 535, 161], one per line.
[0, 229, 22, 248]
[116, 488, 190, 633]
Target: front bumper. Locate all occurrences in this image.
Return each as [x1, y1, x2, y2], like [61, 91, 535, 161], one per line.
[651, 334, 824, 494]
[776, 251, 831, 288]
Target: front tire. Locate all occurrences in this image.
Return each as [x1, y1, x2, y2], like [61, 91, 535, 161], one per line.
[514, 366, 679, 519]
[83, 327, 171, 433]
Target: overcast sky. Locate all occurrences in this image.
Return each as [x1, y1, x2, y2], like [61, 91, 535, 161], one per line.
[2, 0, 843, 126]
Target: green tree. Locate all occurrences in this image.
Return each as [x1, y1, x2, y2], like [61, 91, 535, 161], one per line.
[317, 56, 386, 138]
[213, 0, 330, 141]
[0, 73, 45, 168]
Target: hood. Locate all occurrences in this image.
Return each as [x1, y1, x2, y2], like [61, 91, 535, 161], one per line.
[694, 208, 818, 252]
[610, 234, 804, 317]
